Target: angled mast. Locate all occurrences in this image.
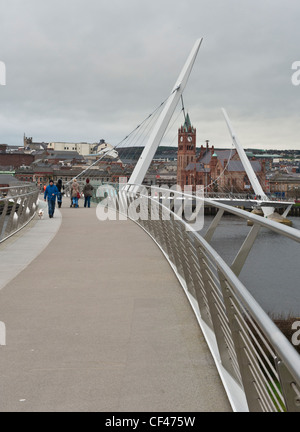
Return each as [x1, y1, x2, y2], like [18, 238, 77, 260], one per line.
[222, 108, 268, 201]
[129, 38, 203, 186]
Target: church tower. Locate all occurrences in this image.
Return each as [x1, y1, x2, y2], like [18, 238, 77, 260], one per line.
[177, 113, 196, 189]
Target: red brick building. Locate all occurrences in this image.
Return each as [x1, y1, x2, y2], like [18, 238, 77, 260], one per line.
[0, 145, 34, 169]
[177, 113, 197, 189]
[177, 115, 266, 194]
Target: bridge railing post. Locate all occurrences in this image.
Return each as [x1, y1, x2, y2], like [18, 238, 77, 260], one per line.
[218, 270, 264, 411]
[16, 194, 27, 229]
[275, 358, 300, 412]
[172, 223, 198, 299]
[195, 246, 243, 382]
[1, 184, 39, 243]
[4, 197, 18, 237]
[0, 200, 9, 240]
[192, 243, 215, 330]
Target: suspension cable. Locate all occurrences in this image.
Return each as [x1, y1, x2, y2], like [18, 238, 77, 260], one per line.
[66, 90, 177, 185]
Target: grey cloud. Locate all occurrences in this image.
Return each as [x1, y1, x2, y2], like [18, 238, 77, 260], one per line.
[0, 0, 299, 149]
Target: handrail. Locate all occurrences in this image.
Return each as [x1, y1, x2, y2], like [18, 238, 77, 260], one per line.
[94, 182, 300, 412]
[129, 184, 300, 241]
[0, 183, 39, 243]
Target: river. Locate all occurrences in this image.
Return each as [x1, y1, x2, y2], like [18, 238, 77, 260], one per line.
[200, 215, 300, 318]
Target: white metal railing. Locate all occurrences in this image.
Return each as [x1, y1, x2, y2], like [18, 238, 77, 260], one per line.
[203, 191, 295, 203]
[93, 183, 300, 412]
[0, 183, 39, 243]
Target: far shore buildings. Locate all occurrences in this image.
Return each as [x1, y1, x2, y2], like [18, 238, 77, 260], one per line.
[177, 114, 267, 195]
[4, 136, 121, 187]
[24, 135, 112, 157]
[1, 130, 299, 198]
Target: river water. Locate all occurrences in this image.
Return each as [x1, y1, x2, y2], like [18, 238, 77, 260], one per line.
[199, 215, 300, 318]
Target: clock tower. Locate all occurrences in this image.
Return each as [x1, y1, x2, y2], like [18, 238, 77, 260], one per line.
[177, 113, 196, 189]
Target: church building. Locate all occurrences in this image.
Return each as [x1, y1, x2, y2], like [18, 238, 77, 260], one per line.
[177, 114, 266, 194]
[177, 113, 197, 189]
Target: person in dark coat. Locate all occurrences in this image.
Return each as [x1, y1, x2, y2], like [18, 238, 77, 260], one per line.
[56, 178, 64, 208]
[83, 178, 94, 208]
[44, 179, 58, 218]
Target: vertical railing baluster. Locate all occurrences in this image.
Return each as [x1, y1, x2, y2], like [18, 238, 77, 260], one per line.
[0, 200, 9, 239]
[218, 270, 263, 411]
[4, 198, 18, 237]
[276, 358, 300, 412]
[196, 248, 241, 381]
[1, 184, 39, 243]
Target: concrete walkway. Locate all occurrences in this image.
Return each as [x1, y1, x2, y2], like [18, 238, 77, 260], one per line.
[0, 196, 231, 412]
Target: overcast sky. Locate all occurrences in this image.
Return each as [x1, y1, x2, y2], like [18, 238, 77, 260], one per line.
[0, 0, 300, 150]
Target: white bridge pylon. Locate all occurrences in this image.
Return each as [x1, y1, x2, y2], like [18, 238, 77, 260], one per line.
[222, 108, 268, 201]
[129, 38, 203, 186]
[221, 108, 278, 218]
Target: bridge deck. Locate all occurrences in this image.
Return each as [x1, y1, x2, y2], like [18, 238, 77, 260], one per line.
[0, 196, 231, 412]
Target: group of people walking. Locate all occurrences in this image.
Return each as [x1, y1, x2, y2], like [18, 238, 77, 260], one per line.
[44, 178, 94, 218]
[70, 178, 94, 208]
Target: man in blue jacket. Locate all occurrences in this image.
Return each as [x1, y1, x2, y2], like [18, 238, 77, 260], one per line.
[44, 179, 58, 218]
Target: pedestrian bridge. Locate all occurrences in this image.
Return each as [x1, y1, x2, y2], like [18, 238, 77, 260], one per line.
[0, 195, 231, 412]
[0, 184, 300, 412]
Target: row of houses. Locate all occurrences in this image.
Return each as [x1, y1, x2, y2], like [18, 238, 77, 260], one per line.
[23, 135, 108, 156]
[0, 138, 124, 188]
[1, 130, 300, 198]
